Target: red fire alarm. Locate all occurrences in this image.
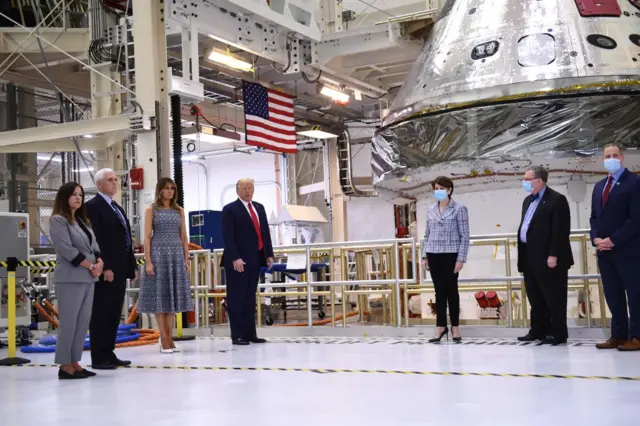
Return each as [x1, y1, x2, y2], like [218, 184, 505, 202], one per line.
[130, 168, 144, 190]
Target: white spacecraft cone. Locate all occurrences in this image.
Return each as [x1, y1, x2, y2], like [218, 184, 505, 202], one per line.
[372, 0, 640, 200]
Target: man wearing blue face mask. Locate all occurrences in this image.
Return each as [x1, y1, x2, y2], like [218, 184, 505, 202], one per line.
[590, 143, 640, 352]
[517, 166, 573, 345]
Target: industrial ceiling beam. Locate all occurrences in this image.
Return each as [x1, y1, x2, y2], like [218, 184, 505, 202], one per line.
[0, 69, 89, 98]
[167, 0, 300, 69]
[0, 115, 132, 153]
[0, 28, 89, 55]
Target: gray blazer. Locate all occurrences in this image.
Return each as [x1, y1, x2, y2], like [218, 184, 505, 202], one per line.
[422, 200, 471, 263]
[50, 214, 102, 283]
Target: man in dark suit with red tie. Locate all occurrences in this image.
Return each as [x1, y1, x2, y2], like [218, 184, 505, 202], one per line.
[221, 178, 274, 345]
[590, 143, 640, 351]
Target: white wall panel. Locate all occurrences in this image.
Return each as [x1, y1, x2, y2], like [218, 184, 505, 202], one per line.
[182, 152, 279, 220]
[350, 142, 373, 178]
[346, 196, 395, 241]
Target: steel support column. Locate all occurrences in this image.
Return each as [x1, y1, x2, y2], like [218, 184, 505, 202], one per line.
[327, 137, 347, 242]
[132, 0, 171, 233]
[6, 84, 18, 212]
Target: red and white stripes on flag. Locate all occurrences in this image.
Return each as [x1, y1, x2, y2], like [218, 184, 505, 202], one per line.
[242, 81, 297, 154]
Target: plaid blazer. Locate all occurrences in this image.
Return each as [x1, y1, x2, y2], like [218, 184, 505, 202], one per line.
[422, 200, 470, 262]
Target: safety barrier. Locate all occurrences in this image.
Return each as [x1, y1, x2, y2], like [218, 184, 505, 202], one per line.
[199, 231, 605, 330]
[407, 229, 605, 330]
[0, 252, 211, 364]
[0, 258, 32, 366]
[0, 230, 610, 353]
[205, 238, 417, 328]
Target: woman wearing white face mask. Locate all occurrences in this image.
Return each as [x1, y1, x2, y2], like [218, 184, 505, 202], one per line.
[421, 176, 470, 343]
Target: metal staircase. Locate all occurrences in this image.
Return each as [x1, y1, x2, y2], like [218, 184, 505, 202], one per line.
[336, 130, 375, 197]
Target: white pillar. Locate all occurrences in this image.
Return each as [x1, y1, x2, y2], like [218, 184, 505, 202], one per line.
[132, 0, 171, 234]
[91, 69, 125, 198]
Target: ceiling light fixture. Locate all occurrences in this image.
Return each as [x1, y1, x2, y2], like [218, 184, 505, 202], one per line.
[297, 125, 341, 139]
[208, 48, 253, 72]
[182, 125, 243, 145]
[320, 85, 350, 103]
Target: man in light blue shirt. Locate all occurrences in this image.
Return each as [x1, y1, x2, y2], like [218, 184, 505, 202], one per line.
[516, 166, 573, 345]
[519, 185, 546, 243]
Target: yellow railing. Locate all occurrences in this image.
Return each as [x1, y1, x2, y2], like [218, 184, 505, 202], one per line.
[15, 230, 606, 331]
[195, 230, 606, 330]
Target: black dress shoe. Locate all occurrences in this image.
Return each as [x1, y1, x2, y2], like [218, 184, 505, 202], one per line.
[78, 369, 97, 377]
[232, 338, 250, 345]
[91, 361, 118, 370]
[542, 336, 567, 346]
[58, 369, 87, 380]
[249, 338, 267, 344]
[517, 333, 541, 342]
[112, 358, 131, 367]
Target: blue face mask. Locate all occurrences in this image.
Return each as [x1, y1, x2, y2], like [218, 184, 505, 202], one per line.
[434, 189, 448, 201]
[604, 158, 621, 174]
[522, 180, 533, 193]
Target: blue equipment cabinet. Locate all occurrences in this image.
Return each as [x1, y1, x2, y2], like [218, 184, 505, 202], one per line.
[188, 210, 224, 250]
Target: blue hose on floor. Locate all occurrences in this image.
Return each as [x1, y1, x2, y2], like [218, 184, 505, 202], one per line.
[20, 325, 142, 354]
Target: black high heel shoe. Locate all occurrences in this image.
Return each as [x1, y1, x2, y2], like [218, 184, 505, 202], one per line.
[451, 327, 462, 343]
[429, 326, 449, 343]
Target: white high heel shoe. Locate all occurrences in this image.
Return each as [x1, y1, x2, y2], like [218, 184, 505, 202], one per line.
[159, 338, 173, 354]
[171, 344, 181, 353]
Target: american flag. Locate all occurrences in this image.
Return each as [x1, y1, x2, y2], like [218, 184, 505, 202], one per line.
[242, 81, 297, 154]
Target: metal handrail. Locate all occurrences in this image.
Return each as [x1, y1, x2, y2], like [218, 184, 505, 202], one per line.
[30, 231, 603, 331]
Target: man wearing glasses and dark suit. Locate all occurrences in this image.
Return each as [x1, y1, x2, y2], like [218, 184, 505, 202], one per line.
[517, 166, 573, 346]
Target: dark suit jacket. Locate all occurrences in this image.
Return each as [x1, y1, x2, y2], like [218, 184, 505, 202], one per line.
[589, 169, 640, 256]
[221, 199, 274, 268]
[86, 194, 136, 280]
[517, 186, 574, 273]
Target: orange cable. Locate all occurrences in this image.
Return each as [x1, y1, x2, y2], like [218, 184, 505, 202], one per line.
[43, 299, 59, 319]
[34, 302, 58, 328]
[275, 310, 360, 327]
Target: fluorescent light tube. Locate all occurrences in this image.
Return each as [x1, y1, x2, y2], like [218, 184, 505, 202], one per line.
[208, 50, 253, 72]
[320, 85, 350, 103]
[297, 130, 339, 139]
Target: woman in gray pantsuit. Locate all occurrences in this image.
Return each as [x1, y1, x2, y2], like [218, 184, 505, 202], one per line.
[50, 182, 104, 380]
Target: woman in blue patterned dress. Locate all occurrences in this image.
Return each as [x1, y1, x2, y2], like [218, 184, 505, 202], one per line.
[138, 177, 192, 353]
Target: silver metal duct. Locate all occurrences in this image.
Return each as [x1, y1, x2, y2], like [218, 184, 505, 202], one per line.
[372, 0, 640, 200]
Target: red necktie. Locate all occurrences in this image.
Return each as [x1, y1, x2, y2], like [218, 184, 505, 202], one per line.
[248, 203, 264, 250]
[602, 176, 614, 207]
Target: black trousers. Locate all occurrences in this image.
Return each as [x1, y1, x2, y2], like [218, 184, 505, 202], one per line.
[521, 246, 568, 339]
[225, 266, 260, 341]
[90, 278, 126, 364]
[426, 253, 460, 327]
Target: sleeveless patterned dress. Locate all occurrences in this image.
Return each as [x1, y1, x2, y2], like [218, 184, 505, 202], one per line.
[138, 207, 192, 313]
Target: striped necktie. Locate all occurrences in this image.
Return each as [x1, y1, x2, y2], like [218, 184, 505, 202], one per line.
[111, 200, 131, 248]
